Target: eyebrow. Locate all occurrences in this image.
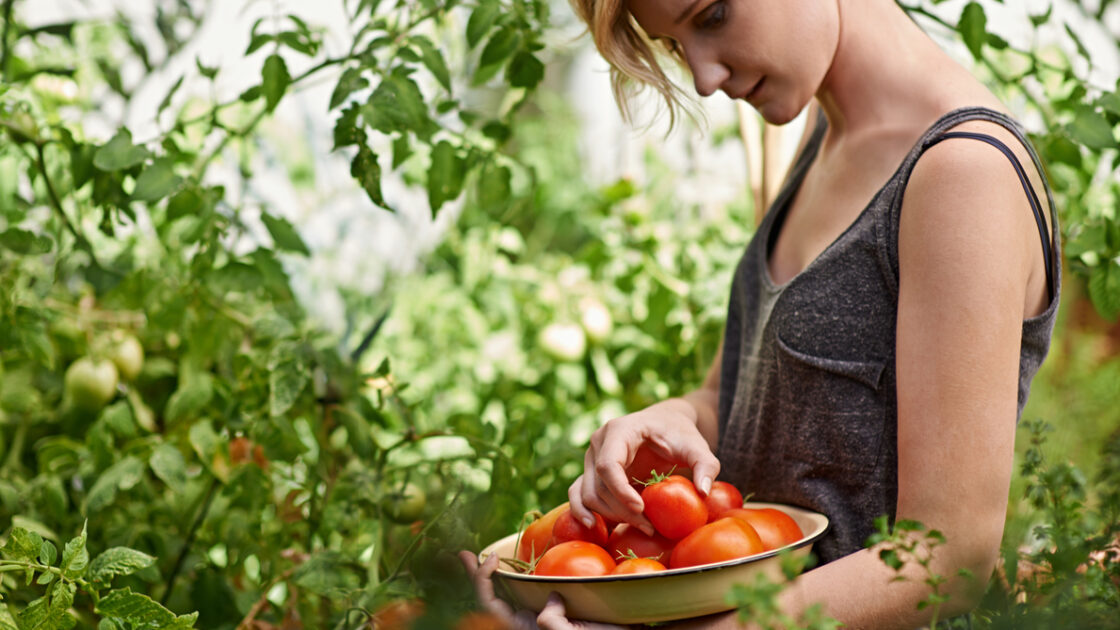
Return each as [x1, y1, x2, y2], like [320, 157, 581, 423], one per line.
[675, 0, 705, 24]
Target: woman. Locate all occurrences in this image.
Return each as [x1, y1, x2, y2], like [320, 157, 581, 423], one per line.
[461, 0, 1061, 627]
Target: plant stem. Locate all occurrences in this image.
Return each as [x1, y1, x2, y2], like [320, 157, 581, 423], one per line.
[160, 477, 219, 605]
[0, 412, 28, 475]
[0, 0, 13, 80]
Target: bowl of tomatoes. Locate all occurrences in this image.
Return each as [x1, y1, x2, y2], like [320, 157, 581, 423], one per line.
[477, 475, 830, 625]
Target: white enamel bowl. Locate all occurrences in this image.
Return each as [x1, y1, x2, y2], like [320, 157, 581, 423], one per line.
[477, 502, 830, 625]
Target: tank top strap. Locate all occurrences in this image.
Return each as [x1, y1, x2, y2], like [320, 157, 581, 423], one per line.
[880, 106, 1061, 310]
[923, 131, 1055, 302]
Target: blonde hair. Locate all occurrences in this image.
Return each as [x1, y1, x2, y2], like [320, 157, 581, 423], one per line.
[568, 0, 694, 128]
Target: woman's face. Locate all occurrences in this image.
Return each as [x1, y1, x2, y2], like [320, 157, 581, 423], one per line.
[625, 0, 839, 124]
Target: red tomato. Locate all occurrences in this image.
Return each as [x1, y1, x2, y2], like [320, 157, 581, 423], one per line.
[533, 541, 617, 577]
[516, 503, 568, 563]
[371, 599, 424, 630]
[669, 517, 765, 569]
[627, 445, 690, 487]
[723, 507, 804, 551]
[703, 481, 744, 521]
[606, 523, 675, 564]
[550, 508, 609, 547]
[641, 475, 708, 540]
[611, 557, 667, 575]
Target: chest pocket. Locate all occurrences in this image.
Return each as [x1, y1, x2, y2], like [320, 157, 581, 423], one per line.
[773, 331, 889, 472]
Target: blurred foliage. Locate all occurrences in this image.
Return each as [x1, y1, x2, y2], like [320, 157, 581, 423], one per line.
[0, 0, 1119, 629]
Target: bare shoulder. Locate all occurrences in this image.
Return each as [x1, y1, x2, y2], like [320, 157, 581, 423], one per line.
[898, 124, 1040, 312]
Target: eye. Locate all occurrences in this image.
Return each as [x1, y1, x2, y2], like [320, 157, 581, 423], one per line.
[697, 1, 727, 29]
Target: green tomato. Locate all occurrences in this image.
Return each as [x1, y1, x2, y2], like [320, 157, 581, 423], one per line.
[108, 332, 145, 381]
[64, 356, 119, 413]
[384, 482, 427, 524]
[579, 298, 613, 344]
[538, 322, 587, 362]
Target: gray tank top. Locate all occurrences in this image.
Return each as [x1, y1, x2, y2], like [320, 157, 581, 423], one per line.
[715, 106, 1061, 565]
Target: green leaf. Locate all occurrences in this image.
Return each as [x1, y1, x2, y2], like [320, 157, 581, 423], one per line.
[476, 160, 511, 210]
[336, 406, 376, 459]
[95, 588, 198, 629]
[1, 527, 44, 562]
[60, 523, 89, 579]
[958, 2, 987, 61]
[89, 547, 157, 584]
[0, 603, 18, 630]
[330, 67, 369, 110]
[39, 540, 58, 566]
[166, 185, 205, 221]
[132, 158, 181, 202]
[18, 582, 77, 630]
[427, 140, 465, 215]
[466, 0, 500, 49]
[262, 53, 291, 112]
[150, 443, 189, 493]
[189, 420, 220, 464]
[475, 27, 521, 84]
[165, 370, 214, 426]
[1029, 3, 1052, 27]
[1098, 91, 1120, 117]
[196, 57, 219, 80]
[507, 51, 544, 89]
[352, 142, 386, 208]
[157, 75, 184, 117]
[413, 36, 451, 92]
[1068, 106, 1117, 150]
[1064, 23, 1091, 64]
[269, 342, 308, 417]
[364, 71, 431, 137]
[0, 228, 53, 254]
[85, 457, 145, 512]
[261, 212, 311, 255]
[93, 130, 150, 171]
[1088, 260, 1120, 321]
[333, 104, 365, 150]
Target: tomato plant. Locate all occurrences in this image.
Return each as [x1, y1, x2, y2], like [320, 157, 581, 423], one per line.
[62, 356, 118, 412]
[641, 474, 708, 539]
[533, 541, 617, 577]
[669, 517, 764, 569]
[384, 482, 427, 524]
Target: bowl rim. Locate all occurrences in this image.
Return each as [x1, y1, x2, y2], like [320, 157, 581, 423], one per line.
[484, 501, 831, 583]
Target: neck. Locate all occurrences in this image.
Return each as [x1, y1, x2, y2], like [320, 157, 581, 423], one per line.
[815, 0, 959, 141]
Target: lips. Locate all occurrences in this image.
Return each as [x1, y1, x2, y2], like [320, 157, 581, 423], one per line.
[742, 77, 765, 101]
[725, 78, 764, 101]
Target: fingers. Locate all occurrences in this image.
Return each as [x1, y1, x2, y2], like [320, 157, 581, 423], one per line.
[686, 449, 721, 497]
[535, 593, 570, 630]
[570, 452, 653, 535]
[460, 551, 521, 621]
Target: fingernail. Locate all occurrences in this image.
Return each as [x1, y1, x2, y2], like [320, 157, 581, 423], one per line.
[699, 477, 712, 495]
[581, 516, 595, 529]
[640, 524, 655, 537]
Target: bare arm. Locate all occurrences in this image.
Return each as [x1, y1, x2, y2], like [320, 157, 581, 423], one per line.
[680, 343, 722, 450]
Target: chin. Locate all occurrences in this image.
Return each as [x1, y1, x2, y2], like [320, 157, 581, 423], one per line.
[757, 101, 801, 126]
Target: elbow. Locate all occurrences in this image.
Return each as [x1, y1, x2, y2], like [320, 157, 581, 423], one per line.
[941, 538, 1001, 616]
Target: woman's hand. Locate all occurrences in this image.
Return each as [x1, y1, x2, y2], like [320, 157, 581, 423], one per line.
[457, 551, 628, 630]
[568, 398, 721, 534]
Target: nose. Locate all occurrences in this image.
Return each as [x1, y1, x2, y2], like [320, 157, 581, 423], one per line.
[683, 43, 730, 97]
